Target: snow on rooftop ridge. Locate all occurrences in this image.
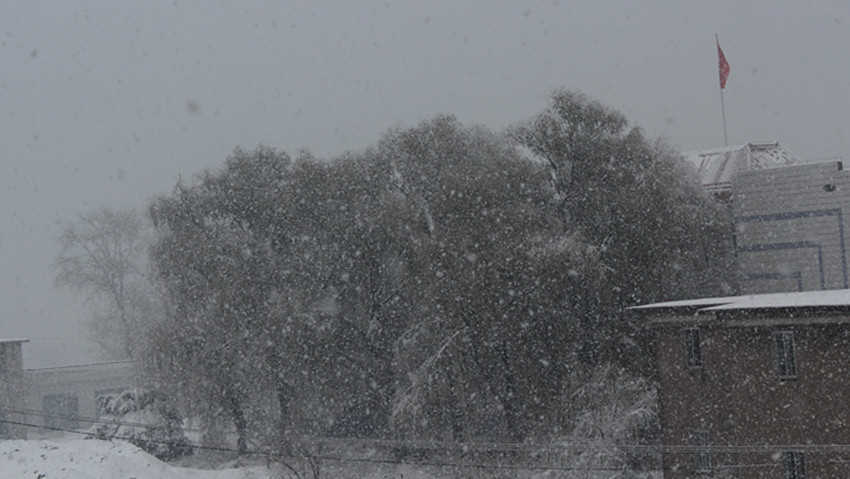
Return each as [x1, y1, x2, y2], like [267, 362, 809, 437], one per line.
[681, 141, 804, 193]
[629, 295, 741, 310]
[632, 288, 850, 312]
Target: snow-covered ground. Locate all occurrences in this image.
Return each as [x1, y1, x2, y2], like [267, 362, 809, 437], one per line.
[1, 436, 657, 478]
[0, 437, 450, 479]
[0, 438, 281, 479]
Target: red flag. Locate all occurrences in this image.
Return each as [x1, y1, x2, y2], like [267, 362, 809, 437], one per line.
[717, 39, 730, 89]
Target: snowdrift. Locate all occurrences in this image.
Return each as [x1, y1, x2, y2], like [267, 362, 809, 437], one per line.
[0, 438, 276, 479]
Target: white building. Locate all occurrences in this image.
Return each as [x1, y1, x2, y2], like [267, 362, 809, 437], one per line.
[24, 361, 139, 434]
[733, 160, 850, 294]
[682, 141, 850, 295]
[1, 338, 139, 437]
[682, 141, 804, 201]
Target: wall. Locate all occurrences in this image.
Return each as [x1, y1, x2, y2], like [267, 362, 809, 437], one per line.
[654, 314, 850, 478]
[733, 161, 850, 294]
[0, 340, 27, 439]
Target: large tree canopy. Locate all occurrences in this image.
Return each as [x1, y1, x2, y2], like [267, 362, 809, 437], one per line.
[512, 89, 734, 366]
[141, 92, 733, 449]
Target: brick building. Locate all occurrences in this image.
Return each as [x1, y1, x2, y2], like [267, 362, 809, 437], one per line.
[635, 290, 850, 478]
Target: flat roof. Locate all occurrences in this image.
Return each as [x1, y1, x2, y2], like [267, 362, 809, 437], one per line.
[631, 289, 850, 313]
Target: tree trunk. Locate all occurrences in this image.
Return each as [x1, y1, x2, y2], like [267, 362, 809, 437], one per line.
[446, 365, 466, 442]
[224, 385, 248, 454]
[498, 341, 525, 442]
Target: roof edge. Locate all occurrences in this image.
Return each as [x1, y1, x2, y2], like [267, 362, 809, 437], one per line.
[631, 289, 850, 314]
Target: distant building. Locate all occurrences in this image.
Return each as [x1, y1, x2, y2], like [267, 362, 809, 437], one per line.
[682, 141, 804, 202]
[634, 289, 850, 478]
[24, 361, 138, 434]
[734, 160, 850, 294]
[2, 337, 139, 437]
[0, 339, 28, 439]
[683, 142, 849, 295]
[637, 144, 850, 477]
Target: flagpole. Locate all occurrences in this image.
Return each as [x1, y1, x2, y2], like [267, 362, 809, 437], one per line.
[717, 33, 728, 146]
[720, 82, 728, 146]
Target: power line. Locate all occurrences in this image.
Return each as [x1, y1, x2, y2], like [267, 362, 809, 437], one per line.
[1, 405, 205, 433]
[0, 417, 651, 473]
[312, 452, 634, 472]
[10, 408, 850, 472]
[0, 415, 658, 472]
[0, 418, 255, 456]
[7, 406, 850, 456]
[10, 415, 850, 473]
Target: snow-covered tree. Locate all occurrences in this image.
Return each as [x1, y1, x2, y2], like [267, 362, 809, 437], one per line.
[147, 146, 291, 453]
[142, 92, 734, 450]
[380, 116, 576, 441]
[90, 388, 192, 461]
[55, 207, 157, 359]
[147, 146, 412, 450]
[512, 89, 734, 370]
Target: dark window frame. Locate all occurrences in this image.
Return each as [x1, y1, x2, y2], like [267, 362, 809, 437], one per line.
[683, 328, 703, 368]
[690, 429, 711, 474]
[785, 451, 805, 479]
[774, 330, 797, 380]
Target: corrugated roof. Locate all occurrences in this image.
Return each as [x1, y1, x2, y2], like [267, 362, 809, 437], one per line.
[631, 288, 850, 312]
[681, 141, 804, 193]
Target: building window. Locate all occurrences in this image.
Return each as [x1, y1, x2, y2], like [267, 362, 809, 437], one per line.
[683, 328, 703, 368]
[690, 429, 711, 473]
[43, 394, 79, 430]
[774, 331, 797, 379]
[785, 451, 805, 479]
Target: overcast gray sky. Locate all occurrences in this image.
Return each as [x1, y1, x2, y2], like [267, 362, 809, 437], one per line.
[3, 0, 850, 366]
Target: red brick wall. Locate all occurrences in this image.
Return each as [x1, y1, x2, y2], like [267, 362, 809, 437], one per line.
[654, 316, 850, 478]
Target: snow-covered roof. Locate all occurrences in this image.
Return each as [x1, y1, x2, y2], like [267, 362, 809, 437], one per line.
[0, 338, 29, 344]
[631, 288, 850, 313]
[681, 141, 804, 193]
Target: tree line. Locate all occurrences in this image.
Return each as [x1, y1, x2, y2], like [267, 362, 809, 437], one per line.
[56, 90, 734, 452]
